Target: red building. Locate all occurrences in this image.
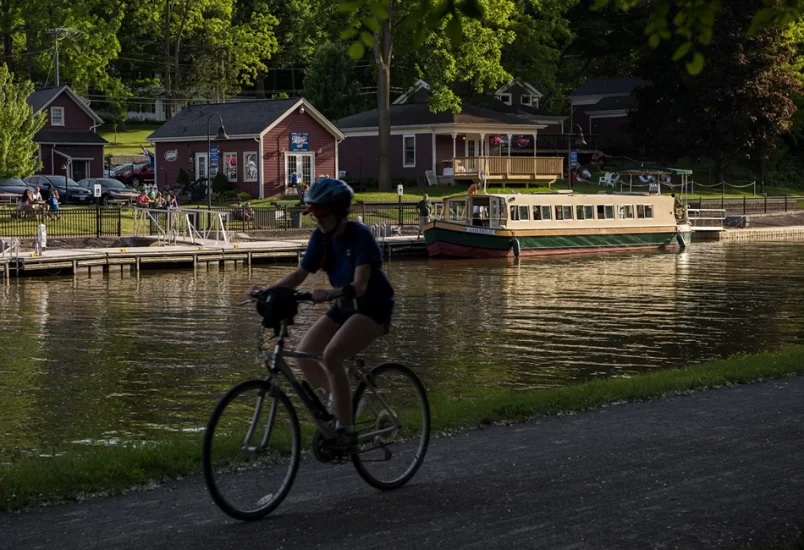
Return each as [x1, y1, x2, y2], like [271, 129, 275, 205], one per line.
[147, 98, 344, 198]
[26, 86, 107, 180]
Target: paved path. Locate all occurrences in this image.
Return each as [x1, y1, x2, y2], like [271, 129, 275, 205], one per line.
[2, 377, 803, 550]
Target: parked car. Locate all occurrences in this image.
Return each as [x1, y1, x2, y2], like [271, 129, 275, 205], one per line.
[76, 178, 139, 205]
[0, 178, 34, 196]
[115, 163, 154, 186]
[24, 175, 93, 205]
[104, 163, 130, 178]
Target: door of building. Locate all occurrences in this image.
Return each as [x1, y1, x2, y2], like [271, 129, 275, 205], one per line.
[285, 153, 315, 189]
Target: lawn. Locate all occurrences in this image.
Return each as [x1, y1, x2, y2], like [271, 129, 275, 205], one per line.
[98, 124, 161, 156]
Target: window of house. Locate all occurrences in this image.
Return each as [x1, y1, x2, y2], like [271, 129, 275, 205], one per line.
[51, 106, 64, 126]
[224, 152, 237, 182]
[467, 140, 476, 157]
[403, 135, 416, 167]
[521, 94, 532, 106]
[498, 93, 512, 105]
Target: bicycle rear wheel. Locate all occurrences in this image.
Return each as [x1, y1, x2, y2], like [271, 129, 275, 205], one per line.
[351, 363, 430, 490]
[202, 380, 301, 521]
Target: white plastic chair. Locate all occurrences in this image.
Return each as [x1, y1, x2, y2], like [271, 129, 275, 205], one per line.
[599, 172, 617, 187]
[425, 170, 438, 186]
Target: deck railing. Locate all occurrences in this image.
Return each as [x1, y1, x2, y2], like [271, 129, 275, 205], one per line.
[453, 156, 564, 179]
[687, 208, 727, 231]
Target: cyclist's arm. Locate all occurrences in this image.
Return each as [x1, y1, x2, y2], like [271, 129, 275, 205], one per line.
[326, 264, 371, 299]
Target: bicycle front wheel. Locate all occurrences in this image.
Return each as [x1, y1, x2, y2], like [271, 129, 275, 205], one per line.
[351, 363, 431, 490]
[202, 380, 301, 521]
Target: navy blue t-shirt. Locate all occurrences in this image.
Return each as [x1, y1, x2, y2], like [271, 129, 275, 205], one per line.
[301, 222, 394, 304]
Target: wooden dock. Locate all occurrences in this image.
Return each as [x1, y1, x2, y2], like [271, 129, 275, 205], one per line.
[1, 236, 427, 279]
[692, 226, 804, 242]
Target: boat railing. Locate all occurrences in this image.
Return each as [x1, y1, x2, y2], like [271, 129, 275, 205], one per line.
[687, 208, 726, 231]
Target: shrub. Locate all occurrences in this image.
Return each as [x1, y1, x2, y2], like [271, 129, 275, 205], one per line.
[222, 190, 239, 200]
[212, 172, 230, 194]
[237, 192, 252, 201]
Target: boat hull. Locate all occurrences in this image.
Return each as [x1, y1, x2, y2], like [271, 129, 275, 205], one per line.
[424, 222, 683, 259]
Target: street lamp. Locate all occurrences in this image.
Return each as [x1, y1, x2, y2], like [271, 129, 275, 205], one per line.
[207, 112, 229, 209]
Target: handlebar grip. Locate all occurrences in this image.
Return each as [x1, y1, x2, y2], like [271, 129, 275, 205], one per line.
[294, 291, 313, 302]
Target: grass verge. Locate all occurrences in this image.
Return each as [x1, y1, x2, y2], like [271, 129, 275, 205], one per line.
[2, 345, 804, 511]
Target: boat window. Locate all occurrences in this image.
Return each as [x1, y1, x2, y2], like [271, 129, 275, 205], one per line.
[618, 204, 635, 219]
[448, 200, 467, 221]
[517, 205, 530, 221]
[604, 205, 614, 219]
[643, 204, 654, 219]
[576, 205, 595, 220]
[533, 205, 552, 220]
[555, 205, 573, 220]
[510, 205, 519, 221]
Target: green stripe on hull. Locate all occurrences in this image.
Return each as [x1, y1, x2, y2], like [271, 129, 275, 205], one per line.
[425, 225, 678, 252]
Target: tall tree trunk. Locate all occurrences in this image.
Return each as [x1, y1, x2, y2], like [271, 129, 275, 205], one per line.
[255, 69, 265, 99]
[374, 16, 393, 192]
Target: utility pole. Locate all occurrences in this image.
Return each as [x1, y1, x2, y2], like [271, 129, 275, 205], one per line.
[44, 28, 78, 87]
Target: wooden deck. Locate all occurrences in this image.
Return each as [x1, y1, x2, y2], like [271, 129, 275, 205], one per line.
[0, 236, 426, 279]
[452, 157, 563, 185]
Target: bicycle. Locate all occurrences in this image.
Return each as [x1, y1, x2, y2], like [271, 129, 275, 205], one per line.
[202, 289, 431, 521]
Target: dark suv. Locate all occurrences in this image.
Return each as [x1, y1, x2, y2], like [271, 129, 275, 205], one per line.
[76, 178, 139, 205]
[24, 175, 93, 205]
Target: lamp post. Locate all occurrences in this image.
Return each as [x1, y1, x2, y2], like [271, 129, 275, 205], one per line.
[566, 120, 587, 188]
[207, 112, 230, 209]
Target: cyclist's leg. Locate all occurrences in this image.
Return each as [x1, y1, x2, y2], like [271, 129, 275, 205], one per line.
[296, 314, 340, 396]
[322, 313, 386, 428]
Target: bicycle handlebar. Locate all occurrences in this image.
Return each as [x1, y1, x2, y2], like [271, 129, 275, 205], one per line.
[247, 288, 313, 303]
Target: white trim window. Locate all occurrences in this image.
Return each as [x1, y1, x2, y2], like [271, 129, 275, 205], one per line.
[243, 151, 258, 182]
[521, 94, 532, 106]
[51, 106, 64, 126]
[498, 93, 512, 106]
[224, 152, 237, 182]
[403, 135, 416, 167]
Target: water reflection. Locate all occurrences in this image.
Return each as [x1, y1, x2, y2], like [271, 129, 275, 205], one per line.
[1, 241, 803, 461]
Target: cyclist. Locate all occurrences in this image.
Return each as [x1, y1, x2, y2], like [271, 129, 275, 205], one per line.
[253, 177, 394, 450]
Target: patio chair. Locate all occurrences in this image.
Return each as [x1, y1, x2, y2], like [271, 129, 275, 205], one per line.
[437, 167, 455, 186]
[598, 172, 619, 188]
[425, 170, 438, 186]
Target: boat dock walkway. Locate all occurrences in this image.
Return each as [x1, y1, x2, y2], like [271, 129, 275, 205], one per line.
[0, 236, 427, 279]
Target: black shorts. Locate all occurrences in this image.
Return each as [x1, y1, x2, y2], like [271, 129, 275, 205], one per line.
[325, 298, 394, 333]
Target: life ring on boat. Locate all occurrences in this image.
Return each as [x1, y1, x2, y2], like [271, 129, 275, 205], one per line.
[512, 238, 521, 257]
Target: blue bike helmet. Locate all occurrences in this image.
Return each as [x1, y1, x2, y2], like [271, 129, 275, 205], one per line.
[304, 178, 354, 217]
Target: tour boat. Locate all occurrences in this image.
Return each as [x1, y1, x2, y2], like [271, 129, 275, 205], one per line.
[423, 191, 692, 258]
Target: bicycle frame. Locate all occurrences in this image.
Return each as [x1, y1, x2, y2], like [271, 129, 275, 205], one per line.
[259, 321, 402, 447]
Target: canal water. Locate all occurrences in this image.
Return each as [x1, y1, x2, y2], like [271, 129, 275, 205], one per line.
[1, 241, 803, 462]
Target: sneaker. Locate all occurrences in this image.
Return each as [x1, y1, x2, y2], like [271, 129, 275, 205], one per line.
[323, 428, 358, 453]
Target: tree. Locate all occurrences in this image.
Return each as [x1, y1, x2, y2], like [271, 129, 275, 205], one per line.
[339, 0, 513, 190]
[0, 65, 44, 178]
[631, 0, 799, 181]
[302, 42, 368, 120]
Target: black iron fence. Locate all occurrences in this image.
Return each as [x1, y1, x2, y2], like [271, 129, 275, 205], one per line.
[0, 207, 122, 239]
[208, 201, 423, 233]
[688, 196, 804, 216]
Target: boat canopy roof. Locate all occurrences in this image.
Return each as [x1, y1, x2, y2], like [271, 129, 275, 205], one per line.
[613, 166, 693, 176]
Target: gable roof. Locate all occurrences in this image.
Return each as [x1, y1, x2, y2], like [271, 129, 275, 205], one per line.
[147, 98, 344, 141]
[569, 77, 648, 98]
[392, 79, 430, 105]
[27, 86, 104, 124]
[336, 102, 547, 131]
[484, 98, 565, 120]
[493, 78, 543, 99]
